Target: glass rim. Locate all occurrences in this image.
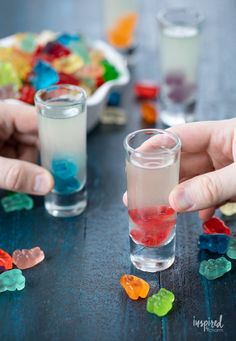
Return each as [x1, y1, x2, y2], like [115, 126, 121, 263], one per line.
[157, 7, 205, 28]
[123, 128, 181, 157]
[34, 84, 87, 108]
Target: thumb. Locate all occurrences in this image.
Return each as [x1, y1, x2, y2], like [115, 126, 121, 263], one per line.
[169, 163, 236, 212]
[0, 156, 54, 195]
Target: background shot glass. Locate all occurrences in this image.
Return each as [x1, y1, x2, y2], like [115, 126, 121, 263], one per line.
[35, 85, 87, 218]
[157, 8, 204, 126]
[124, 129, 181, 272]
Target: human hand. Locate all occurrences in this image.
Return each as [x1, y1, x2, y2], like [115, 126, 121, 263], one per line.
[0, 101, 53, 195]
[168, 119, 236, 220]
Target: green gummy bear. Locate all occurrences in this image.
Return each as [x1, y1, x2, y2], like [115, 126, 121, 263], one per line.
[199, 256, 232, 280]
[0, 62, 21, 89]
[0, 269, 25, 292]
[20, 33, 37, 53]
[102, 60, 120, 81]
[226, 239, 236, 259]
[146, 288, 175, 317]
[1, 193, 33, 212]
[69, 41, 90, 64]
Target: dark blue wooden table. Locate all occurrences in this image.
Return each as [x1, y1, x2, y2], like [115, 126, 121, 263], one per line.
[1, 1, 236, 340]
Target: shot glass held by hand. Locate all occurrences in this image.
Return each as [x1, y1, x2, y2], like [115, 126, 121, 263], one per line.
[157, 8, 204, 126]
[124, 129, 181, 272]
[35, 85, 87, 217]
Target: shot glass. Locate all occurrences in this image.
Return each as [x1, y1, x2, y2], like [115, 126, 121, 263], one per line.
[124, 129, 181, 272]
[35, 85, 87, 217]
[157, 8, 204, 126]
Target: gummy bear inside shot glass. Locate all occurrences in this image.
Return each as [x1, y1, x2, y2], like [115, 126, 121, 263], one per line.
[124, 129, 181, 272]
[35, 84, 87, 217]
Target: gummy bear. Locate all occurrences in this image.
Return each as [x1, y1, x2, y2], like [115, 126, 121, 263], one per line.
[220, 203, 236, 216]
[167, 84, 195, 103]
[199, 256, 232, 280]
[31, 60, 59, 90]
[198, 234, 230, 254]
[57, 72, 79, 86]
[146, 288, 175, 317]
[226, 239, 236, 259]
[42, 41, 71, 59]
[75, 64, 104, 80]
[107, 13, 138, 48]
[0, 269, 25, 292]
[12, 247, 45, 270]
[57, 33, 80, 46]
[165, 72, 185, 87]
[11, 50, 33, 81]
[107, 92, 121, 107]
[102, 60, 119, 81]
[53, 54, 84, 74]
[134, 82, 160, 100]
[51, 158, 80, 194]
[20, 34, 37, 53]
[120, 274, 150, 300]
[1, 193, 33, 212]
[0, 61, 21, 89]
[203, 217, 231, 236]
[0, 249, 13, 270]
[140, 102, 158, 124]
[129, 206, 176, 247]
[19, 85, 35, 104]
[100, 107, 127, 125]
[69, 41, 90, 64]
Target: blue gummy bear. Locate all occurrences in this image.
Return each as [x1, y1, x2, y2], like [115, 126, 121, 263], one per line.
[107, 92, 121, 107]
[31, 61, 59, 90]
[54, 176, 80, 194]
[57, 33, 80, 46]
[52, 158, 80, 194]
[198, 234, 230, 254]
[52, 159, 78, 180]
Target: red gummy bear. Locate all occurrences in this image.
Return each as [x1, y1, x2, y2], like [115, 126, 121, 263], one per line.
[203, 216, 231, 236]
[43, 41, 71, 59]
[57, 72, 79, 85]
[32, 46, 55, 65]
[19, 85, 36, 104]
[129, 205, 176, 247]
[134, 82, 160, 100]
[0, 248, 13, 270]
[96, 76, 105, 88]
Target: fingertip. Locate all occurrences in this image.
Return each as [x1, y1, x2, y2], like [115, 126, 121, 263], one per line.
[33, 170, 54, 195]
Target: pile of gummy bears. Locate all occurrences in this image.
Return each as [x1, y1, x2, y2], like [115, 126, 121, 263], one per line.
[120, 215, 236, 318]
[0, 246, 45, 293]
[0, 192, 45, 293]
[0, 31, 120, 104]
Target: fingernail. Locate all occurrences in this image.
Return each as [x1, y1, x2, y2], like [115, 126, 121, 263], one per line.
[34, 173, 52, 194]
[171, 187, 194, 211]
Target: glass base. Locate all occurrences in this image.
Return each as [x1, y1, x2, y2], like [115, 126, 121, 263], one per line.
[129, 230, 176, 272]
[45, 187, 87, 217]
[160, 101, 196, 126]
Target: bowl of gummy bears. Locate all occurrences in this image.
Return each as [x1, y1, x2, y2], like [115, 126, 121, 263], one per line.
[0, 31, 130, 131]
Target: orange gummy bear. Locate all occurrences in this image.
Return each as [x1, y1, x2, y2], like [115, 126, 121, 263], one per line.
[107, 13, 137, 48]
[0, 248, 13, 270]
[140, 102, 158, 124]
[120, 274, 150, 300]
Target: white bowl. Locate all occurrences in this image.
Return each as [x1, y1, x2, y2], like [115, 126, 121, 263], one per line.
[0, 35, 130, 132]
